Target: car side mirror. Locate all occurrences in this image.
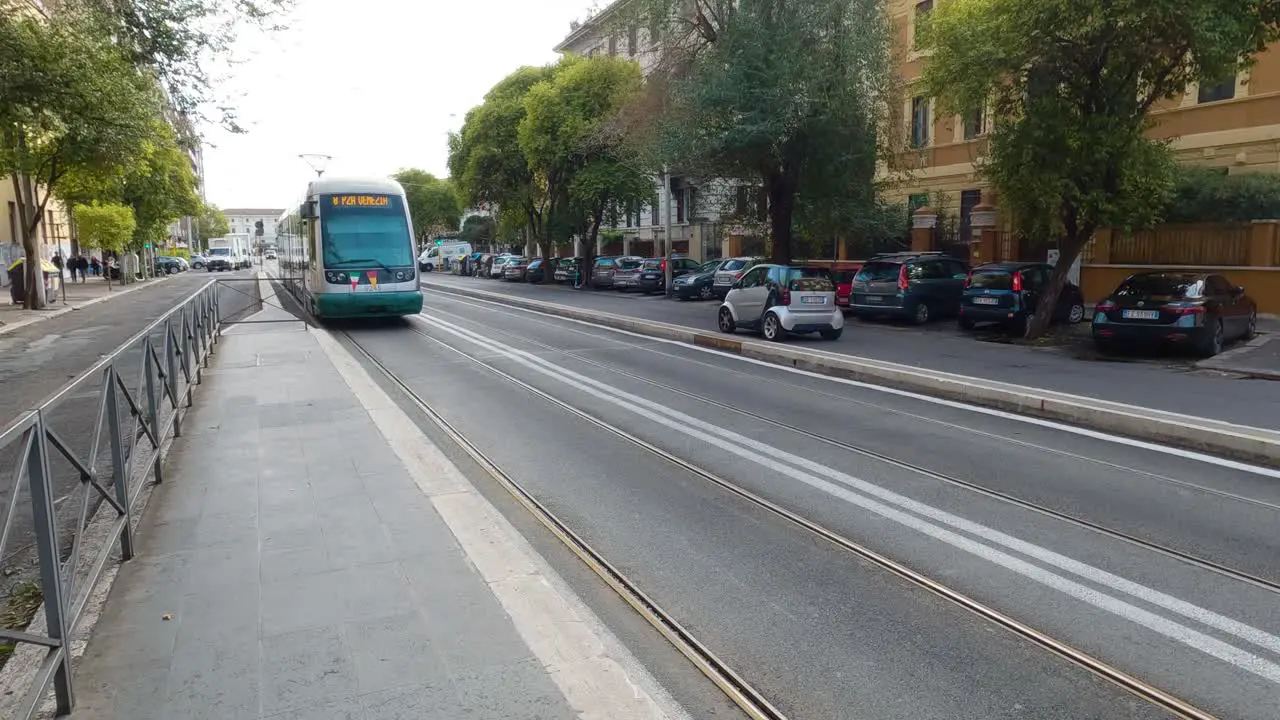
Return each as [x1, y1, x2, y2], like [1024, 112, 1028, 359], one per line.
[1233, 285, 1245, 297]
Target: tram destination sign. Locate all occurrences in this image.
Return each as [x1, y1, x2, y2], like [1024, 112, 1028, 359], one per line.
[329, 194, 392, 208]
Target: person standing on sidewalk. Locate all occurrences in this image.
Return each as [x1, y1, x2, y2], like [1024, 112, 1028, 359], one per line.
[68, 253, 79, 283]
[89, 256, 101, 278]
[52, 252, 64, 279]
[76, 255, 89, 283]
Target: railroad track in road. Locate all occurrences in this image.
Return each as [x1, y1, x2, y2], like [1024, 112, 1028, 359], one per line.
[420, 304, 1280, 598]
[338, 328, 790, 720]
[365, 316, 1223, 720]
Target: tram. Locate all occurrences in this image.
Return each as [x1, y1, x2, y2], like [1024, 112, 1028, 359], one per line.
[276, 177, 423, 319]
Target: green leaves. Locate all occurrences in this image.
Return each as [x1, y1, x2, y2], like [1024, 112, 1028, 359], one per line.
[393, 169, 462, 241]
[195, 203, 231, 245]
[73, 203, 136, 254]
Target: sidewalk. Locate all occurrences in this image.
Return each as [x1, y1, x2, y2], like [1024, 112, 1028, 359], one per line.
[65, 285, 680, 719]
[0, 274, 165, 335]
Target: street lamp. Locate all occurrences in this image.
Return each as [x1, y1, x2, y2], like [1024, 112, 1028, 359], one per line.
[299, 153, 333, 177]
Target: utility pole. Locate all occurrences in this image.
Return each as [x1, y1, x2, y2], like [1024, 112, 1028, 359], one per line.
[663, 168, 674, 297]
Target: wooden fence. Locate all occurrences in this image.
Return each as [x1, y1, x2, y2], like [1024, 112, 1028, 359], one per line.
[1102, 223, 1252, 266]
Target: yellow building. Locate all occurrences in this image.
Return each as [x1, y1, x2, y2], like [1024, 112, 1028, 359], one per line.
[888, 0, 1280, 311]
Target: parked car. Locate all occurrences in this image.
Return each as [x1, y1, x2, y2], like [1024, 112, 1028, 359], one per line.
[503, 257, 530, 281]
[489, 255, 515, 278]
[554, 257, 584, 283]
[849, 251, 968, 324]
[672, 260, 727, 300]
[189, 254, 207, 270]
[526, 258, 552, 283]
[590, 257, 620, 288]
[635, 257, 702, 294]
[610, 257, 645, 291]
[830, 265, 862, 310]
[717, 264, 843, 341]
[712, 257, 764, 299]
[959, 262, 1086, 334]
[155, 256, 188, 274]
[1092, 271, 1257, 357]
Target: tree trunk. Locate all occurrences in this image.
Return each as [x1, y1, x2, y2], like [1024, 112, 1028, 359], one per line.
[766, 171, 797, 265]
[15, 171, 46, 310]
[1026, 230, 1090, 339]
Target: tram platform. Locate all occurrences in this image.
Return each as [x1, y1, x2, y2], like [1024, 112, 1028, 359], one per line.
[64, 279, 677, 719]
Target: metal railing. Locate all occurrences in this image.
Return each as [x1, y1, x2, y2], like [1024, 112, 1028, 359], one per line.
[0, 280, 222, 718]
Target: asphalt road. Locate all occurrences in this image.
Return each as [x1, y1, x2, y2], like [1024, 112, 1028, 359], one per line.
[343, 291, 1280, 720]
[422, 273, 1280, 429]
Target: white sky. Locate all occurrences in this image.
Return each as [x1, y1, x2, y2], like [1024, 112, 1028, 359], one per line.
[201, 0, 595, 209]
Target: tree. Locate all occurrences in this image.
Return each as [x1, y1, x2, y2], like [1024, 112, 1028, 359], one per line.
[74, 203, 135, 288]
[393, 169, 462, 243]
[619, 0, 895, 265]
[193, 202, 230, 248]
[0, 5, 160, 308]
[919, 0, 1280, 338]
[460, 214, 497, 247]
[69, 0, 293, 132]
[449, 66, 558, 247]
[519, 54, 655, 255]
[120, 122, 200, 251]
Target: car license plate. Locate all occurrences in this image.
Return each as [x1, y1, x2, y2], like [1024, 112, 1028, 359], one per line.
[644, 273, 659, 279]
[801, 296, 825, 305]
[1122, 309, 1160, 320]
[973, 297, 999, 305]
[864, 295, 883, 304]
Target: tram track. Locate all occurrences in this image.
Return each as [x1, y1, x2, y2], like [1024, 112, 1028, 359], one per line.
[337, 328, 789, 720]
[421, 304, 1280, 597]
[364, 316, 1222, 720]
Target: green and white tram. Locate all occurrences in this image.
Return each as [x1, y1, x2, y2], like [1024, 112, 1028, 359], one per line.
[276, 177, 423, 319]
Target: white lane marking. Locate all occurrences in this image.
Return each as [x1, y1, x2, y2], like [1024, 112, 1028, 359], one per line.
[422, 288, 1280, 481]
[426, 301, 1280, 513]
[420, 315, 1280, 678]
[310, 327, 690, 720]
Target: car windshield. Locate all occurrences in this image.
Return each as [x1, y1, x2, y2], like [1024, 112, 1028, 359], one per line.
[321, 194, 413, 269]
[721, 259, 748, 271]
[617, 258, 642, 270]
[596, 258, 614, 267]
[968, 270, 1013, 290]
[208, 248, 231, 257]
[854, 261, 900, 282]
[1116, 274, 1203, 299]
[700, 261, 721, 273]
[643, 259, 662, 270]
[787, 268, 834, 291]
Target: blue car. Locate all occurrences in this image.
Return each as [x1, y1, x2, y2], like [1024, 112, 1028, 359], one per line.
[958, 261, 1086, 335]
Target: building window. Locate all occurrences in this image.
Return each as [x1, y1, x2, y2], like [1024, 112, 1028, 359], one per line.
[608, 35, 617, 56]
[913, 0, 933, 48]
[651, 203, 660, 226]
[628, 26, 638, 56]
[963, 108, 984, 140]
[1198, 76, 1236, 104]
[675, 185, 686, 223]
[959, 189, 981, 241]
[8, 202, 17, 243]
[650, 18, 661, 46]
[911, 96, 930, 148]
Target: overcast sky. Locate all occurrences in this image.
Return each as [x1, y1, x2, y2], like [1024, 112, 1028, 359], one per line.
[201, 0, 595, 210]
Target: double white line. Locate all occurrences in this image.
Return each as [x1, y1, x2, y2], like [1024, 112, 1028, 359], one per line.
[417, 313, 1280, 684]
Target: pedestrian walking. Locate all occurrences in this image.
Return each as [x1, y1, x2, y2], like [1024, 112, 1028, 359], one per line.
[68, 253, 79, 283]
[90, 256, 102, 277]
[52, 253, 64, 278]
[76, 255, 89, 283]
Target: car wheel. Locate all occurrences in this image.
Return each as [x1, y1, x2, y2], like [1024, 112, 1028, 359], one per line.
[1245, 309, 1258, 339]
[717, 306, 736, 334]
[820, 327, 842, 341]
[762, 312, 785, 342]
[912, 301, 930, 325]
[699, 285, 712, 300]
[1199, 319, 1224, 358]
[1067, 302, 1085, 324]
[959, 317, 975, 331]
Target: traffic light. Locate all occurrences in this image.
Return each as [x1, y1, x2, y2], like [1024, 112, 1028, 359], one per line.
[144, 243, 151, 249]
[435, 238, 443, 246]
[255, 220, 264, 236]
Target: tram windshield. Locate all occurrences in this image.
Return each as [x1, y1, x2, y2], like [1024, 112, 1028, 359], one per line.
[320, 193, 414, 269]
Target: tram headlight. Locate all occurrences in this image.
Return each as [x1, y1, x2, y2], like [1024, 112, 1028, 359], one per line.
[325, 271, 337, 283]
[394, 271, 406, 281]
[337, 272, 349, 284]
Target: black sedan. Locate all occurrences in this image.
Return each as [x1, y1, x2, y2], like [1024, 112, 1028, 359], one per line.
[525, 258, 552, 283]
[672, 260, 726, 300]
[1091, 271, 1257, 357]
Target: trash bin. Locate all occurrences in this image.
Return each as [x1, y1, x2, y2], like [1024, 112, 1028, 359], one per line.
[8, 266, 24, 305]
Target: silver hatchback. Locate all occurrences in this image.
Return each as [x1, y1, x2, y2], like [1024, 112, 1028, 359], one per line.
[717, 265, 843, 341]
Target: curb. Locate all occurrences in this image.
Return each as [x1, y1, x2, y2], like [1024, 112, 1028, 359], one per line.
[425, 281, 1280, 467]
[1196, 334, 1280, 381]
[0, 276, 169, 337]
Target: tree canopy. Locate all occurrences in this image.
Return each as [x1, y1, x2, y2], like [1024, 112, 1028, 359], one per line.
[918, 0, 1280, 336]
[393, 169, 462, 242]
[194, 202, 231, 247]
[618, 0, 896, 264]
[73, 203, 136, 255]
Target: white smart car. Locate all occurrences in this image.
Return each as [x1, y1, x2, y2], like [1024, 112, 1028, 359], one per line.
[717, 264, 843, 341]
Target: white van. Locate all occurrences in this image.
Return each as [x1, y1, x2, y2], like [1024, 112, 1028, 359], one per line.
[417, 241, 472, 272]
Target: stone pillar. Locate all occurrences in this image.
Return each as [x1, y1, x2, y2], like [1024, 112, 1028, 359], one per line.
[969, 201, 999, 264]
[1248, 220, 1278, 266]
[837, 236, 849, 261]
[574, 238, 583, 257]
[622, 235, 631, 256]
[911, 207, 938, 252]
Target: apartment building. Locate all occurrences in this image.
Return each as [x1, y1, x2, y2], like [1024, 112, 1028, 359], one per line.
[223, 209, 287, 249]
[890, 0, 1280, 241]
[555, 4, 730, 262]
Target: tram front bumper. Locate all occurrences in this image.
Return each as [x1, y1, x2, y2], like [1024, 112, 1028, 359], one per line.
[314, 291, 423, 319]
